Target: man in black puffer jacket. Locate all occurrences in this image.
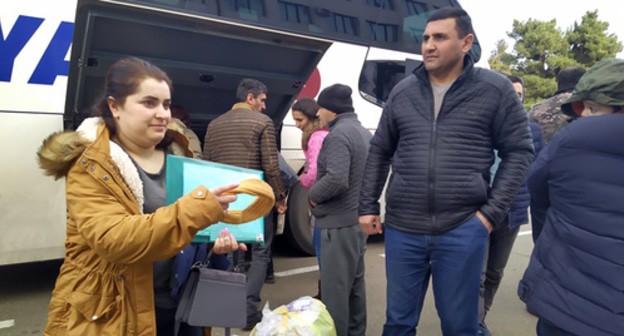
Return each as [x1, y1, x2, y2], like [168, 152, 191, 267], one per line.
[358, 7, 533, 336]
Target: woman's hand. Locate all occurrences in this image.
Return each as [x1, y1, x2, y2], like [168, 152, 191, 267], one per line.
[210, 183, 239, 216]
[213, 228, 247, 254]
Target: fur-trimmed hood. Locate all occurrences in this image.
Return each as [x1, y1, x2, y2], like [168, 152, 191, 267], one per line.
[37, 124, 92, 181]
[38, 118, 146, 211]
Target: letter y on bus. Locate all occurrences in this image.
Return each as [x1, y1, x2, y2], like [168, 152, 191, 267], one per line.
[0, 15, 73, 85]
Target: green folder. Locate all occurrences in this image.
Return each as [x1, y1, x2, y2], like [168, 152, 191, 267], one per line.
[166, 155, 265, 244]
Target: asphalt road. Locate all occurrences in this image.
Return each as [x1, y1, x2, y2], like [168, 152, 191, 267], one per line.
[0, 229, 537, 336]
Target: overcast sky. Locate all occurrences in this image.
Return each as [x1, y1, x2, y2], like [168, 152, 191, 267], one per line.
[460, 0, 624, 67]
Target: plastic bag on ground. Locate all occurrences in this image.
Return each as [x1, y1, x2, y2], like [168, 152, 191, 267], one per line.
[250, 296, 336, 336]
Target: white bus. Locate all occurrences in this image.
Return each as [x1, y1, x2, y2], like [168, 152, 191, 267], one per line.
[0, 0, 482, 264]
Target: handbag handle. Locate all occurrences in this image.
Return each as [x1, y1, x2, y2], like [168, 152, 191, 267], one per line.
[197, 248, 244, 273]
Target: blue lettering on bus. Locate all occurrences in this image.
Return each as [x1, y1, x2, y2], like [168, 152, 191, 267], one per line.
[29, 21, 73, 85]
[0, 16, 43, 82]
[0, 15, 74, 85]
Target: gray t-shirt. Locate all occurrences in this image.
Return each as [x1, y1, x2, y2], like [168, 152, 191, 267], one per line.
[432, 81, 454, 120]
[130, 153, 176, 309]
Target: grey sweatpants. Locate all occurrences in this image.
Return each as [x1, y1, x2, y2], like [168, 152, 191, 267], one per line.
[320, 225, 367, 336]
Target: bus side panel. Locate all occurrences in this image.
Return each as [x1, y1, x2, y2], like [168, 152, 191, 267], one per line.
[0, 0, 75, 114]
[0, 0, 76, 265]
[0, 113, 67, 265]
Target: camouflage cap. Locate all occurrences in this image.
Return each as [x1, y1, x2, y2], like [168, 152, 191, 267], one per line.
[561, 58, 624, 117]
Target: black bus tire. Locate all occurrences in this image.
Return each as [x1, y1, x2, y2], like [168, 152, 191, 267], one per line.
[284, 183, 315, 256]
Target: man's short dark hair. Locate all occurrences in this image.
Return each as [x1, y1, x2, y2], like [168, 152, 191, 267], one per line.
[427, 7, 473, 37]
[236, 78, 268, 102]
[555, 66, 586, 95]
[505, 74, 524, 87]
[504, 73, 525, 102]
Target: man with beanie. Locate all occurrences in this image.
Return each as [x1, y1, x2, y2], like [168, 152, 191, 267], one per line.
[529, 66, 586, 144]
[359, 8, 533, 335]
[309, 83, 371, 336]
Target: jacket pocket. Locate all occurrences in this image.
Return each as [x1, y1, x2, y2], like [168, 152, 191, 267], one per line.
[385, 173, 399, 208]
[474, 173, 488, 203]
[68, 291, 120, 322]
[517, 280, 531, 303]
[46, 296, 72, 329]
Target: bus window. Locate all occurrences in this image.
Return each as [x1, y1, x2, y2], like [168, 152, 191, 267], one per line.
[278, 1, 312, 25]
[359, 60, 408, 107]
[119, 0, 481, 62]
[367, 21, 399, 43]
[224, 0, 266, 20]
[405, 0, 427, 15]
[331, 13, 360, 37]
[365, 0, 395, 10]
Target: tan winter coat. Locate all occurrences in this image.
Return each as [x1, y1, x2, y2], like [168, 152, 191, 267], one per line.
[38, 118, 225, 335]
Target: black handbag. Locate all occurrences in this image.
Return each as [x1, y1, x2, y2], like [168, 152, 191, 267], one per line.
[175, 251, 247, 328]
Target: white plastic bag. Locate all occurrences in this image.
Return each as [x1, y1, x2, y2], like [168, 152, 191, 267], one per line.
[250, 296, 336, 336]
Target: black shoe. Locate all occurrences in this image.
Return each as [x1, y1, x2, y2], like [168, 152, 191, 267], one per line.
[264, 273, 276, 284]
[242, 312, 262, 331]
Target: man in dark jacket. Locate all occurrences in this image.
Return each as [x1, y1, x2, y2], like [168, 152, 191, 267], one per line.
[203, 78, 286, 330]
[309, 83, 372, 336]
[479, 74, 544, 336]
[358, 8, 533, 336]
[519, 58, 624, 336]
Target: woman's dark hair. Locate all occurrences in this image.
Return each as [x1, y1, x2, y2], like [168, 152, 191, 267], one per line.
[292, 97, 319, 121]
[91, 57, 173, 147]
[292, 97, 323, 150]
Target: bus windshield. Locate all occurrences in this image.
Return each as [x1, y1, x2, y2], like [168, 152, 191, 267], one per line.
[113, 0, 481, 62]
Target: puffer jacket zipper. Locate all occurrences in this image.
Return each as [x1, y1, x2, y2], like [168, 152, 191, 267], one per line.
[427, 87, 439, 233]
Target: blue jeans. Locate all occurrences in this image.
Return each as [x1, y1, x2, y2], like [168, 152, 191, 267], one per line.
[383, 215, 489, 336]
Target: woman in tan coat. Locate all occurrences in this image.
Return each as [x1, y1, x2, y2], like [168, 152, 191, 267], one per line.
[37, 57, 244, 335]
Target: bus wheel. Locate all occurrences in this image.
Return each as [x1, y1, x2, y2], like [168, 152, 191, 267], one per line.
[284, 183, 315, 256]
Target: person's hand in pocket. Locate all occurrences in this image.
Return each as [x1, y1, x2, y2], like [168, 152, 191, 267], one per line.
[476, 211, 493, 233]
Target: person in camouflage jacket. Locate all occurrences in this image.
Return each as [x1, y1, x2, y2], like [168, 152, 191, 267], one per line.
[528, 66, 585, 144]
